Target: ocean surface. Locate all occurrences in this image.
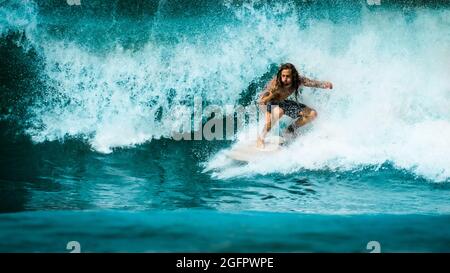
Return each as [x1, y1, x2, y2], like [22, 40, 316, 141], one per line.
[0, 0, 449, 252]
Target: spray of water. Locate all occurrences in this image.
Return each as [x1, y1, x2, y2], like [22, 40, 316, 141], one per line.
[1, 1, 449, 181]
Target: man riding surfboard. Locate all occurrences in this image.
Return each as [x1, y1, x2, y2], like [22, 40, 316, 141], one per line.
[257, 63, 333, 148]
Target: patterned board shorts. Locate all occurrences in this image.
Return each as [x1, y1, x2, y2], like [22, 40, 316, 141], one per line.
[267, 100, 308, 118]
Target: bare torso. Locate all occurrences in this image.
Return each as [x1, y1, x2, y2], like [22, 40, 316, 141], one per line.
[259, 78, 295, 104]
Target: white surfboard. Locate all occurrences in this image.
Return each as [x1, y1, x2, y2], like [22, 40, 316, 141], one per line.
[226, 136, 285, 162]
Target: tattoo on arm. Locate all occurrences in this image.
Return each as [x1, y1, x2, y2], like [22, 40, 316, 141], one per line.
[300, 76, 326, 88]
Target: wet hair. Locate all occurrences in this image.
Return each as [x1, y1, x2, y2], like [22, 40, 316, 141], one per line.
[275, 63, 301, 101]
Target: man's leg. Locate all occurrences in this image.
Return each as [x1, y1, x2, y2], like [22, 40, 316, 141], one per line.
[285, 107, 317, 135]
[257, 106, 284, 147]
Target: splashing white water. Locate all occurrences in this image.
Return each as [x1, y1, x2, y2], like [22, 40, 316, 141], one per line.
[205, 6, 450, 182]
[1, 1, 449, 181]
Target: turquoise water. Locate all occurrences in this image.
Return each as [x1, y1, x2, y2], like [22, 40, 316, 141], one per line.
[0, 0, 449, 252]
[1, 210, 450, 253]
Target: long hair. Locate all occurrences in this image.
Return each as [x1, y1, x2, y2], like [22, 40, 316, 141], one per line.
[275, 63, 301, 101]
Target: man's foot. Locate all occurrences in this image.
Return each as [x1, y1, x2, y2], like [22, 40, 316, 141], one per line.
[256, 137, 265, 148]
[284, 124, 298, 137]
[286, 124, 296, 134]
[282, 125, 300, 145]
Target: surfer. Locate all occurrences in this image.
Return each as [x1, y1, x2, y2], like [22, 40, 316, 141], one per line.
[257, 63, 333, 148]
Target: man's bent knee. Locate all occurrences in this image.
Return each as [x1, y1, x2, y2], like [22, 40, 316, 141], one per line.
[299, 108, 317, 119]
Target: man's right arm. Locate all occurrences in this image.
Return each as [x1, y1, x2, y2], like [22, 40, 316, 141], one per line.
[258, 78, 276, 105]
[260, 92, 274, 105]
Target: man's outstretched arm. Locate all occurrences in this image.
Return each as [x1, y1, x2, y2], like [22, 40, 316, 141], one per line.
[300, 76, 333, 89]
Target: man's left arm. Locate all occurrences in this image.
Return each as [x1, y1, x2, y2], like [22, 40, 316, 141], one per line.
[300, 76, 333, 89]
